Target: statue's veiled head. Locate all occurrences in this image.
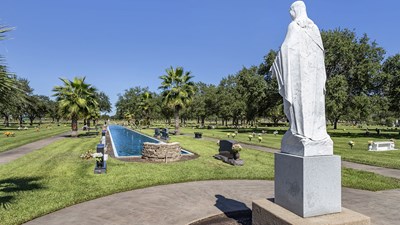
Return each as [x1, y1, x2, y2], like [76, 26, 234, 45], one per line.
[289, 1, 315, 28]
[289, 1, 308, 21]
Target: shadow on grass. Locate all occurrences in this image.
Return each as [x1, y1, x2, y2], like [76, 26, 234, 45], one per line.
[0, 128, 20, 131]
[60, 132, 99, 138]
[77, 133, 100, 138]
[0, 177, 45, 209]
[328, 132, 400, 139]
[204, 128, 287, 135]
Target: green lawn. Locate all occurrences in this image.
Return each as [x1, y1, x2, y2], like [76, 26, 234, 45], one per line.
[179, 126, 285, 149]
[1, 131, 400, 225]
[329, 128, 400, 169]
[175, 125, 400, 169]
[0, 125, 70, 153]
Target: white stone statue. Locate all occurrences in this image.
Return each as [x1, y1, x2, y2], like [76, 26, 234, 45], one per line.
[270, 1, 333, 156]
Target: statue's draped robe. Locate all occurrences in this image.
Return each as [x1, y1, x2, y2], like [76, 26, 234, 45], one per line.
[271, 20, 329, 141]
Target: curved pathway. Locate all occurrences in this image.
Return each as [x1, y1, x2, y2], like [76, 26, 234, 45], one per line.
[24, 180, 400, 225]
[0, 133, 68, 165]
[342, 161, 400, 180]
[2, 132, 398, 224]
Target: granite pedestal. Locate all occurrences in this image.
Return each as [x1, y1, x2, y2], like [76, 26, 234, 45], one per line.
[275, 152, 341, 217]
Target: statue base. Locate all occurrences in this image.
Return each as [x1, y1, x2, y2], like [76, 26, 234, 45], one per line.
[281, 131, 333, 156]
[275, 153, 341, 217]
[252, 199, 370, 225]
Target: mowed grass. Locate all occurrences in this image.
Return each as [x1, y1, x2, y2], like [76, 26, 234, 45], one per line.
[141, 128, 400, 190]
[176, 125, 400, 169]
[0, 125, 70, 153]
[1, 131, 400, 225]
[330, 129, 400, 169]
[179, 126, 285, 149]
[0, 135, 273, 225]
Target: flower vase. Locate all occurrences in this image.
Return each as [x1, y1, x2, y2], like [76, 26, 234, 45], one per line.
[233, 152, 240, 160]
[96, 160, 103, 168]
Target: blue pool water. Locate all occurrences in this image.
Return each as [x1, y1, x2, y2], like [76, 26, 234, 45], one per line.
[108, 125, 191, 157]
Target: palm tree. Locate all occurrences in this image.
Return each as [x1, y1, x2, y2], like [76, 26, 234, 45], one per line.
[159, 66, 195, 134]
[139, 91, 153, 127]
[124, 112, 133, 125]
[53, 77, 98, 137]
[0, 25, 16, 103]
[0, 66, 15, 103]
[86, 106, 100, 128]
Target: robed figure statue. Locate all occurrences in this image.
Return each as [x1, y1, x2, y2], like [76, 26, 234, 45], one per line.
[270, 1, 333, 156]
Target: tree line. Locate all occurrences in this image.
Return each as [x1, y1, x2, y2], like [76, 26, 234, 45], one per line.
[115, 28, 400, 131]
[2, 25, 399, 135]
[1, 26, 112, 136]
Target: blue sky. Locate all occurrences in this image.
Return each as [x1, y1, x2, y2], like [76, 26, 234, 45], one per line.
[1, 0, 399, 114]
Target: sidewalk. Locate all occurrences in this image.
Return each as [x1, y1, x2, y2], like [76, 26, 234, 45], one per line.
[24, 180, 400, 225]
[342, 161, 400, 179]
[0, 133, 68, 165]
[6, 133, 398, 225]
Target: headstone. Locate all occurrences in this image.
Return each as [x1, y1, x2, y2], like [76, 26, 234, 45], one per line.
[214, 140, 244, 166]
[97, 144, 104, 154]
[218, 140, 236, 159]
[101, 130, 106, 145]
[194, 132, 203, 139]
[154, 128, 161, 138]
[370, 141, 396, 151]
[94, 144, 106, 174]
[160, 128, 169, 140]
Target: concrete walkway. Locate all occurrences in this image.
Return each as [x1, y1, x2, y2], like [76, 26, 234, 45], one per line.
[191, 135, 400, 179]
[0, 133, 68, 165]
[24, 180, 400, 225]
[342, 161, 400, 179]
[2, 132, 398, 224]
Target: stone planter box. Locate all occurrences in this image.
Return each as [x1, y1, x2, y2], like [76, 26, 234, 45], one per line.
[142, 142, 181, 162]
